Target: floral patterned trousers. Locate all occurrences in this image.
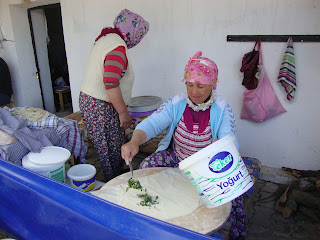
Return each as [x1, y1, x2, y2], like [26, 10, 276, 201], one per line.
[79, 92, 125, 182]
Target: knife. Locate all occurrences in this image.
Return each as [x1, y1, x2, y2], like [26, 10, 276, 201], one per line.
[129, 159, 134, 178]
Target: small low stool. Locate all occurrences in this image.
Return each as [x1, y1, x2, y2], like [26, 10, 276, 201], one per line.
[54, 86, 71, 112]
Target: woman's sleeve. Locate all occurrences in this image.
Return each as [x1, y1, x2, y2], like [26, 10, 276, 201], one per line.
[217, 104, 239, 149]
[103, 46, 127, 89]
[135, 98, 174, 141]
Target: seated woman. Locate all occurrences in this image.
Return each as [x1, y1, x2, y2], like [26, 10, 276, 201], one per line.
[121, 51, 245, 240]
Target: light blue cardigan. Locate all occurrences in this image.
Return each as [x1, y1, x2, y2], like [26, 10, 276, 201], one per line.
[135, 93, 239, 152]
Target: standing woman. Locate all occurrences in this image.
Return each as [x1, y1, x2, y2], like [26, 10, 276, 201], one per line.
[79, 9, 149, 182]
[122, 51, 246, 239]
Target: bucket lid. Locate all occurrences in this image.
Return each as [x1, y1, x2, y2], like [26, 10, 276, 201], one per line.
[179, 135, 235, 171]
[127, 96, 162, 112]
[67, 164, 96, 181]
[28, 146, 71, 166]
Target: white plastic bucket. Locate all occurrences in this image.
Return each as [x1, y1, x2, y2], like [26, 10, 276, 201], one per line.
[179, 135, 253, 208]
[127, 96, 162, 113]
[22, 146, 71, 183]
[67, 164, 96, 192]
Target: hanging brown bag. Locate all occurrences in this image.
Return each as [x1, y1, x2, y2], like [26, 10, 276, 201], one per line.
[240, 38, 261, 90]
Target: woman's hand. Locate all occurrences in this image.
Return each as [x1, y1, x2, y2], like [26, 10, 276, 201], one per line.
[212, 139, 219, 143]
[121, 141, 139, 165]
[105, 87, 132, 129]
[119, 111, 132, 130]
[121, 130, 147, 165]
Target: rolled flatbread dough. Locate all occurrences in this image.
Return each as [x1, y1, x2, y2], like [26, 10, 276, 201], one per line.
[0, 129, 17, 145]
[13, 108, 49, 122]
[91, 168, 202, 221]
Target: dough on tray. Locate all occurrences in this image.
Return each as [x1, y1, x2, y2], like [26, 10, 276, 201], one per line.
[91, 168, 202, 221]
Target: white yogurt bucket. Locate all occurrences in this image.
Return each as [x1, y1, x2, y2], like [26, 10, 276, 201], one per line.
[67, 164, 96, 192]
[22, 146, 71, 183]
[179, 135, 253, 208]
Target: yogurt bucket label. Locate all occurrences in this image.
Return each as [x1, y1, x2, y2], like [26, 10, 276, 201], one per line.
[71, 177, 95, 192]
[48, 165, 65, 183]
[209, 151, 233, 173]
[179, 135, 254, 208]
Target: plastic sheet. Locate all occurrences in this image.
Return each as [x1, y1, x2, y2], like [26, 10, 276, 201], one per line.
[0, 159, 218, 240]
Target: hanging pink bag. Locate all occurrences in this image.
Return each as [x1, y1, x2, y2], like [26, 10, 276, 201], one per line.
[240, 43, 286, 123]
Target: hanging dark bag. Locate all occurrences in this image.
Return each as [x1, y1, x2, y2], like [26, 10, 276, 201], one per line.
[240, 38, 261, 90]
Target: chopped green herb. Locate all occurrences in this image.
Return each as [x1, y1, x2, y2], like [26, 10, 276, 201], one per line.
[126, 177, 143, 192]
[137, 190, 159, 207]
[126, 178, 159, 207]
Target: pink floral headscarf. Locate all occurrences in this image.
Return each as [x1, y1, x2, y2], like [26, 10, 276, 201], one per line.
[183, 51, 219, 89]
[113, 9, 150, 49]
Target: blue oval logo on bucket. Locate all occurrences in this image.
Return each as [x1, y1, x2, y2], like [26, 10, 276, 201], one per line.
[208, 151, 233, 173]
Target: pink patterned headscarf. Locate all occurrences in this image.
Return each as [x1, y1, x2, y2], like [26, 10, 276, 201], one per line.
[113, 9, 150, 49]
[183, 51, 219, 89]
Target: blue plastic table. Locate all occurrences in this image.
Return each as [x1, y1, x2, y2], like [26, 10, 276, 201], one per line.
[0, 159, 220, 240]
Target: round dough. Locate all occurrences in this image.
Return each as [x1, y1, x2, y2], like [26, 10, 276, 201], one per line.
[92, 169, 202, 221]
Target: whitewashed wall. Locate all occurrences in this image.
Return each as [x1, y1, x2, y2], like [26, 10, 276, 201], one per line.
[61, 0, 320, 170]
[0, 0, 23, 105]
[2, 0, 320, 170]
[0, 0, 59, 108]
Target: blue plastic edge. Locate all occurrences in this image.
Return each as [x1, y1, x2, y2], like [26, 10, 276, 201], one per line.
[0, 159, 219, 240]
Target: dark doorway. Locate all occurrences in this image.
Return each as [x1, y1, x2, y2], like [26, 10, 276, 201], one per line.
[28, 3, 72, 113]
[44, 5, 69, 87]
[44, 5, 71, 112]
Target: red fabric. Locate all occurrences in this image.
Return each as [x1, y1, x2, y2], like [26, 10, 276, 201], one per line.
[240, 38, 261, 90]
[105, 65, 123, 75]
[106, 54, 127, 68]
[183, 106, 211, 133]
[95, 27, 125, 42]
[173, 113, 212, 162]
[103, 46, 127, 89]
